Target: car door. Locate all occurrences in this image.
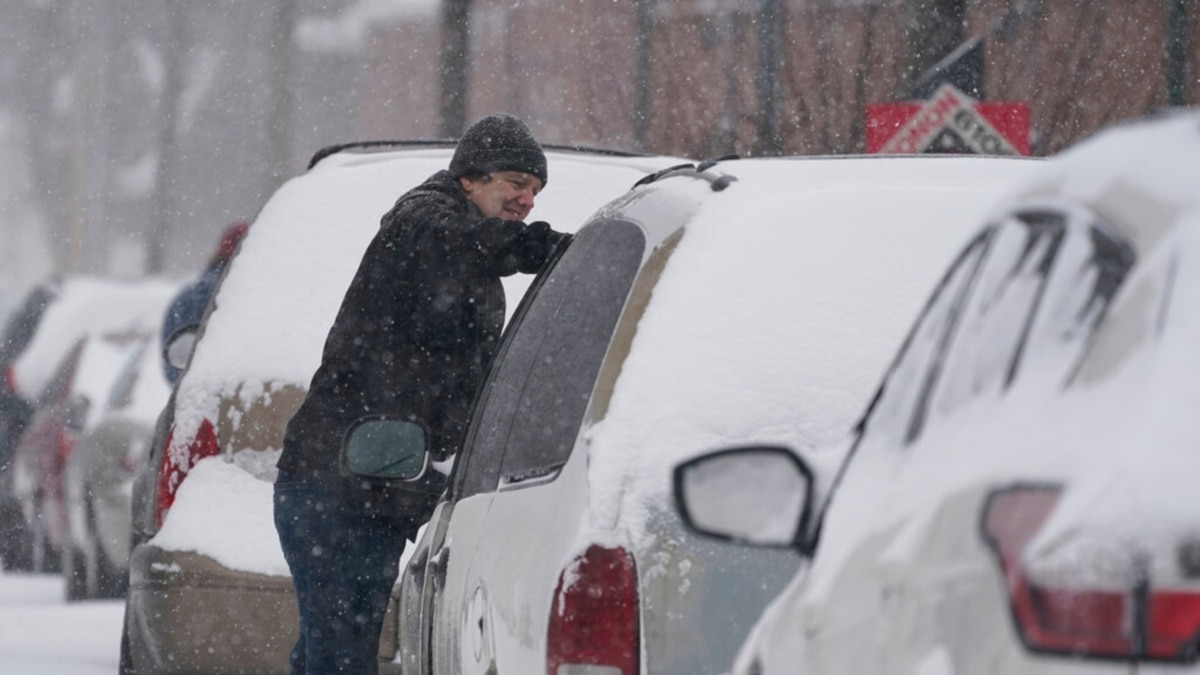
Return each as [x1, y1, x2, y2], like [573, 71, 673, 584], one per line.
[402, 220, 648, 675]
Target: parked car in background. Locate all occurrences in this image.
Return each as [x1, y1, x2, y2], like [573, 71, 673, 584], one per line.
[11, 333, 142, 574]
[347, 152, 1038, 675]
[1, 277, 176, 573]
[0, 277, 60, 569]
[120, 142, 690, 674]
[675, 110, 1200, 674]
[62, 336, 170, 599]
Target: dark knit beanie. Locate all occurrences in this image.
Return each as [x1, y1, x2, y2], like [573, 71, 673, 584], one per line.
[449, 113, 548, 186]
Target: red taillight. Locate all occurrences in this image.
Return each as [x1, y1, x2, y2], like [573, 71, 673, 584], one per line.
[5, 364, 18, 394]
[153, 419, 218, 529]
[1147, 591, 1200, 658]
[547, 544, 639, 675]
[984, 485, 1200, 662]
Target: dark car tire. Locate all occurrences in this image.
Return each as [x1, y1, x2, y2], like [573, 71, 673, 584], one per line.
[118, 614, 137, 674]
[64, 500, 129, 600]
[0, 539, 33, 571]
[97, 560, 127, 598]
[33, 537, 63, 574]
[64, 543, 89, 601]
[0, 534, 34, 572]
[94, 536, 128, 599]
[30, 501, 63, 575]
[0, 504, 34, 571]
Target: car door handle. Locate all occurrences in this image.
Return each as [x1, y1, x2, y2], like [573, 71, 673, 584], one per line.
[498, 464, 563, 490]
[430, 546, 450, 576]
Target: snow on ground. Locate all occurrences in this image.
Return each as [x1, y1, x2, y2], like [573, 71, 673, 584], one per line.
[0, 569, 123, 674]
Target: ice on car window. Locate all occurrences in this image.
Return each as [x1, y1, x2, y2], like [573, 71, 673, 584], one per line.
[863, 239, 987, 447]
[1020, 217, 1134, 391]
[931, 215, 1061, 418]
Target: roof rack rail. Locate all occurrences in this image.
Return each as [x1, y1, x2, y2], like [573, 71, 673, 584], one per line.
[632, 163, 696, 188]
[696, 154, 740, 172]
[631, 161, 737, 192]
[307, 140, 454, 169]
[308, 139, 654, 170]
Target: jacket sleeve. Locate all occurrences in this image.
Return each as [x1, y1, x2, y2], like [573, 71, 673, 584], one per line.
[417, 213, 571, 278]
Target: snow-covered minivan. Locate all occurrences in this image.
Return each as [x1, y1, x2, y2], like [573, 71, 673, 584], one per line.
[675, 111, 1200, 675]
[356, 153, 1038, 674]
[119, 141, 689, 674]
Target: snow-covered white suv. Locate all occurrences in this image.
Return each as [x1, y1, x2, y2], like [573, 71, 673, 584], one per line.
[356, 152, 1037, 674]
[119, 141, 689, 674]
[675, 109, 1200, 674]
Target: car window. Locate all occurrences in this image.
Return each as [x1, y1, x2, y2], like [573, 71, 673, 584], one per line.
[861, 237, 987, 447]
[453, 220, 646, 499]
[1013, 215, 1134, 390]
[930, 208, 1134, 414]
[872, 206, 1135, 446]
[928, 213, 1065, 419]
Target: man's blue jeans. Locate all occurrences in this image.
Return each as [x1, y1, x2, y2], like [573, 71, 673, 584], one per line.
[274, 471, 413, 675]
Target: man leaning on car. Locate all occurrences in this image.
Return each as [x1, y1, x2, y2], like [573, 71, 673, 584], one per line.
[273, 112, 571, 674]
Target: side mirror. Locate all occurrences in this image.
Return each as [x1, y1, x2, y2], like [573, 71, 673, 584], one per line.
[163, 325, 199, 371]
[341, 416, 430, 481]
[673, 445, 814, 550]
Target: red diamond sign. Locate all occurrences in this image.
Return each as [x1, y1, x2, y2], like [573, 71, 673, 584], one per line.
[866, 84, 1029, 155]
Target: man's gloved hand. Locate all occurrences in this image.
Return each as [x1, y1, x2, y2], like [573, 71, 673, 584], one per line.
[516, 221, 571, 273]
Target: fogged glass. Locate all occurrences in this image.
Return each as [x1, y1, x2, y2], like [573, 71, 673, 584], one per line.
[681, 449, 808, 546]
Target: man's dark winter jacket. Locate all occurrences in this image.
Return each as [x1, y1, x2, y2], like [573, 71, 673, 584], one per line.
[278, 170, 564, 521]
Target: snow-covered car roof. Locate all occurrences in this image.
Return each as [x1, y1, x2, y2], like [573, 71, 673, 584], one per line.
[581, 154, 1040, 546]
[9, 277, 179, 402]
[161, 148, 1044, 580]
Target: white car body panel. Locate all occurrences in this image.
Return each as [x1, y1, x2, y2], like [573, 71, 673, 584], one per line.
[731, 112, 1200, 675]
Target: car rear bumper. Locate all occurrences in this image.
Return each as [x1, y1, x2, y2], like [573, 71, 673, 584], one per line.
[125, 544, 400, 674]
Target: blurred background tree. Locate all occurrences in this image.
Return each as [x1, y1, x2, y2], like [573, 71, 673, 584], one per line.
[0, 0, 1194, 305]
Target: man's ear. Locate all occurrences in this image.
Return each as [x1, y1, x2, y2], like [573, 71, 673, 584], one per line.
[458, 174, 490, 194]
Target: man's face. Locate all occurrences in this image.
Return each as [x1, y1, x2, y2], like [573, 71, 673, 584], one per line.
[460, 171, 542, 221]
